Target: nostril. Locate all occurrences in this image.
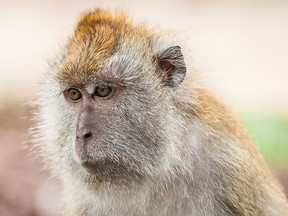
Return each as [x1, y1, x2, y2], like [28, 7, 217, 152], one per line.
[76, 125, 93, 141]
[83, 132, 92, 140]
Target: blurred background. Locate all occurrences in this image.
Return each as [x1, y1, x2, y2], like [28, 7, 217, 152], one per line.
[0, 0, 287, 215]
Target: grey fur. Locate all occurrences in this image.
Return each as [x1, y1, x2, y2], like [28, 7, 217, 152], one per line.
[32, 11, 288, 216]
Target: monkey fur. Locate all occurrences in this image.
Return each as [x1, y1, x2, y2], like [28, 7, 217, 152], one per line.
[33, 10, 288, 215]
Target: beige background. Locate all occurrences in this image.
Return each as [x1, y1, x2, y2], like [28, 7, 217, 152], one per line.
[1, 0, 288, 114]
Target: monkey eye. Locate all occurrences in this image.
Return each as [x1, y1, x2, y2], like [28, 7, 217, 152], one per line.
[94, 85, 113, 98]
[67, 88, 82, 101]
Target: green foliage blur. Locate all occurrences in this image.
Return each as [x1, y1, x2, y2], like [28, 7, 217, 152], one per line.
[241, 114, 288, 167]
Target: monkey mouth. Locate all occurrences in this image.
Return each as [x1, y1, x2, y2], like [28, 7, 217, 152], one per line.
[80, 159, 145, 184]
[81, 160, 116, 176]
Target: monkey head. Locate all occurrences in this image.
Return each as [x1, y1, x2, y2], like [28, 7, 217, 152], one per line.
[37, 10, 187, 186]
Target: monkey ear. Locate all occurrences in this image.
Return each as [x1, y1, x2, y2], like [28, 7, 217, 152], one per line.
[156, 46, 186, 87]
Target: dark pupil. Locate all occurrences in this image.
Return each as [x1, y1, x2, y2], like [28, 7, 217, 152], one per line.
[96, 86, 111, 97]
[69, 89, 80, 100]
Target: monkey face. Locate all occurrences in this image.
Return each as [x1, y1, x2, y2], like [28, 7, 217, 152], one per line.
[61, 77, 168, 183]
[58, 52, 186, 184]
[39, 10, 187, 185]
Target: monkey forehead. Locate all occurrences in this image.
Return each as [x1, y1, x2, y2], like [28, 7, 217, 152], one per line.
[56, 10, 156, 86]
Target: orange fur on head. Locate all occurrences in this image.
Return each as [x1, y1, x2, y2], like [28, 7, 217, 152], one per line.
[58, 10, 130, 86]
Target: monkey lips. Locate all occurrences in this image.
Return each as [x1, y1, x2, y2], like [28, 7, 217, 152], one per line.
[80, 158, 137, 182]
[81, 160, 115, 176]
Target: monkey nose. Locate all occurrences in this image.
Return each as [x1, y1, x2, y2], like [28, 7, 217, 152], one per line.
[76, 127, 93, 142]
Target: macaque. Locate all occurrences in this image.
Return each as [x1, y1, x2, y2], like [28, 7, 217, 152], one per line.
[33, 9, 288, 215]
